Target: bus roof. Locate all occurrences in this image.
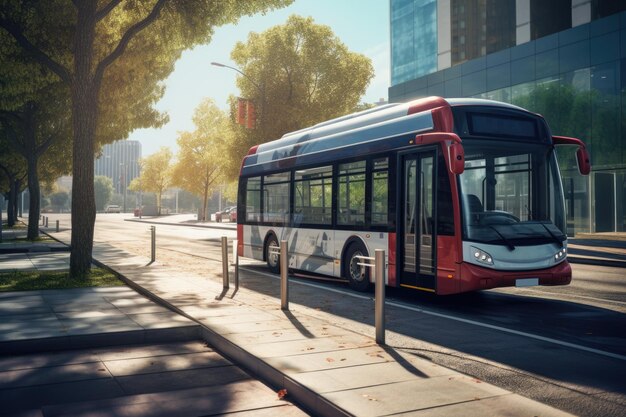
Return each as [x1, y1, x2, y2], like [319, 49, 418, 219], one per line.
[240, 96, 530, 177]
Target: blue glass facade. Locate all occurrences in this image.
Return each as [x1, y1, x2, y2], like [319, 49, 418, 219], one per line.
[391, 0, 438, 85]
[389, 9, 626, 234]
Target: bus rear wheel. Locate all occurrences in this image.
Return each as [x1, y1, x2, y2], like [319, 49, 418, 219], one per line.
[265, 235, 280, 274]
[344, 242, 371, 292]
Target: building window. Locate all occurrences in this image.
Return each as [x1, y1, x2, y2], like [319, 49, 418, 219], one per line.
[391, 0, 438, 85]
[451, 0, 515, 66]
[591, 0, 626, 20]
[530, 0, 571, 41]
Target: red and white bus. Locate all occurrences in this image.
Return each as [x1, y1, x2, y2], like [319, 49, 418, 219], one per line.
[236, 96, 590, 295]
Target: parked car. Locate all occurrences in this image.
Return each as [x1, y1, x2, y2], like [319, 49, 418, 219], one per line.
[215, 206, 235, 222]
[229, 207, 237, 222]
[105, 204, 121, 213]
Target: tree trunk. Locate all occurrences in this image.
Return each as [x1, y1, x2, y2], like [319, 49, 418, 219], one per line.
[8, 179, 17, 228]
[202, 180, 209, 222]
[69, 1, 98, 278]
[26, 156, 40, 239]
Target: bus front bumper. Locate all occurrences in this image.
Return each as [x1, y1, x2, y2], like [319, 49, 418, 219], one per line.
[458, 260, 572, 293]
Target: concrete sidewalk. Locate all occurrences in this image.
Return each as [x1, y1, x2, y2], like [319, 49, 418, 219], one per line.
[0, 225, 308, 417]
[33, 226, 571, 416]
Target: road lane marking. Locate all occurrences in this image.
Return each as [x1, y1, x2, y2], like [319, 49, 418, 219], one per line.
[241, 267, 626, 362]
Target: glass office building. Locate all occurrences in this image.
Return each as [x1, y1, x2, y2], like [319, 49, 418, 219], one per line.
[94, 140, 142, 194]
[389, 0, 626, 235]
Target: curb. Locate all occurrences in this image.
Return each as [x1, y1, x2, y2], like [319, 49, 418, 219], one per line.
[0, 326, 201, 355]
[99, 261, 345, 417]
[124, 218, 236, 231]
[567, 255, 626, 269]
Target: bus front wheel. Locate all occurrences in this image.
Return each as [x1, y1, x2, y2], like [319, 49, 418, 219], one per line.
[265, 235, 280, 274]
[344, 242, 371, 292]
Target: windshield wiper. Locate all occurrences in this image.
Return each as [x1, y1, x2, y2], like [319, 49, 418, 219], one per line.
[488, 225, 515, 251]
[540, 222, 564, 248]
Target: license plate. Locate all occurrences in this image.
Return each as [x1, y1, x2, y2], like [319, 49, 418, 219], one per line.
[516, 278, 539, 287]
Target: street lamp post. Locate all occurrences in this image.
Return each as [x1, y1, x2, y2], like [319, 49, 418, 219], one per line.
[120, 163, 127, 213]
[210, 61, 265, 131]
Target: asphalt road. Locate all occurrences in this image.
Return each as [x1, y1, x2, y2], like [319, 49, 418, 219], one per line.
[52, 213, 626, 416]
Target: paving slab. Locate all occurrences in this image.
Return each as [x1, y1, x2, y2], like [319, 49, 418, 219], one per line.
[0, 340, 308, 416]
[78, 240, 575, 417]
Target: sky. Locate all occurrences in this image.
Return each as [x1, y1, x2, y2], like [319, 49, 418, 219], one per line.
[128, 0, 390, 157]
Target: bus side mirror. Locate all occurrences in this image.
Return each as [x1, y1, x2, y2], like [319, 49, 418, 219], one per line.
[449, 142, 465, 174]
[576, 147, 591, 175]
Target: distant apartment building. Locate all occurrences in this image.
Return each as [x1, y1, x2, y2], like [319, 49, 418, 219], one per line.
[390, 0, 626, 234]
[94, 140, 142, 193]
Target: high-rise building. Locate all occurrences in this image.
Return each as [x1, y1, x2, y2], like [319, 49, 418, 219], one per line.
[389, 0, 626, 234]
[94, 140, 142, 194]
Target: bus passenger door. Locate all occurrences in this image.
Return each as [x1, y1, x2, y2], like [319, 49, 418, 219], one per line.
[400, 151, 437, 292]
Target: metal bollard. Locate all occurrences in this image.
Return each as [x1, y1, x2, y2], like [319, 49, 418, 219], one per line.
[56, 220, 59, 232]
[45, 216, 48, 227]
[280, 240, 289, 311]
[221, 236, 229, 290]
[150, 226, 156, 263]
[234, 240, 239, 291]
[375, 249, 386, 345]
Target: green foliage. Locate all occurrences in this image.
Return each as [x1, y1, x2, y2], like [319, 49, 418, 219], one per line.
[129, 147, 172, 214]
[94, 175, 114, 211]
[512, 80, 622, 169]
[171, 99, 227, 220]
[221, 15, 374, 179]
[50, 190, 69, 209]
[1, 0, 295, 275]
[0, 268, 124, 292]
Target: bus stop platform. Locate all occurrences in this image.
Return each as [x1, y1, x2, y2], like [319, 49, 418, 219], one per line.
[64, 238, 572, 416]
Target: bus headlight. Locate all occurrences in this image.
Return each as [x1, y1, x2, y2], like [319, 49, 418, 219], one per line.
[472, 247, 494, 265]
[554, 247, 567, 262]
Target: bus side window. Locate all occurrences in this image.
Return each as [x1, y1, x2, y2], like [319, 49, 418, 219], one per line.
[338, 161, 366, 226]
[245, 177, 262, 222]
[263, 172, 290, 224]
[371, 158, 389, 227]
[437, 155, 455, 235]
[295, 166, 333, 225]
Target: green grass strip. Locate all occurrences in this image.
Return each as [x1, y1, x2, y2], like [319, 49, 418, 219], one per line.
[0, 268, 124, 292]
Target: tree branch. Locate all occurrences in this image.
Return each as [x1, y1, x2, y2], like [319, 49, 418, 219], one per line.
[0, 163, 12, 179]
[35, 133, 57, 158]
[95, 0, 122, 22]
[0, 17, 71, 84]
[94, 0, 168, 86]
[0, 120, 27, 156]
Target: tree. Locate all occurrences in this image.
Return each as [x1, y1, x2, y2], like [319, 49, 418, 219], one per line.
[128, 147, 172, 216]
[50, 190, 69, 212]
[171, 99, 227, 221]
[221, 15, 374, 178]
[0, 0, 293, 277]
[94, 176, 114, 212]
[0, 137, 26, 227]
[0, 85, 72, 239]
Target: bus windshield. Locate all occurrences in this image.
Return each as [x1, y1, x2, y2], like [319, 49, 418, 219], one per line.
[458, 140, 566, 248]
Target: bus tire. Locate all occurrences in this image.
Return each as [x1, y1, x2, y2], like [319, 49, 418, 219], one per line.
[344, 241, 371, 292]
[265, 234, 280, 274]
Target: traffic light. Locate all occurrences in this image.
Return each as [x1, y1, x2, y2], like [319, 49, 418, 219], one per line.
[237, 98, 246, 126]
[246, 100, 256, 129]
